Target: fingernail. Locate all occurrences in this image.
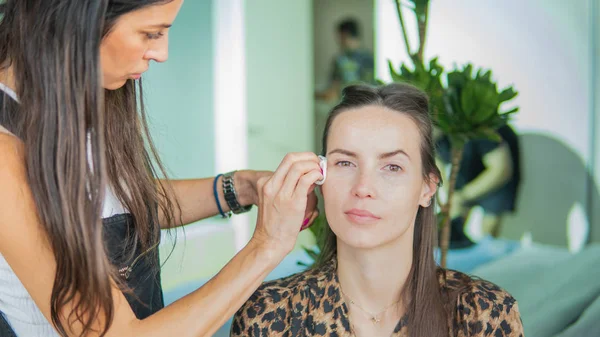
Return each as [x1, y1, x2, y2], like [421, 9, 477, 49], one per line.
[303, 218, 310, 226]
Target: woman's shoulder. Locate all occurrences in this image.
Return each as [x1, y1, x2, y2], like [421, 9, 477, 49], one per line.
[0, 127, 23, 156]
[0, 131, 26, 192]
[440, 268, 524, 336]
[441, 268, 517, 305]
[247, 262, 332, 303]
[0, 133, 29, 230]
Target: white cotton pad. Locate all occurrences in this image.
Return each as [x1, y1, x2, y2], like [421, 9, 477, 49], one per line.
[316, 155, 327, 185]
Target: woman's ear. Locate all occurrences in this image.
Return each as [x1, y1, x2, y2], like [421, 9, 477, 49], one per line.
[420, 173, 439, 207]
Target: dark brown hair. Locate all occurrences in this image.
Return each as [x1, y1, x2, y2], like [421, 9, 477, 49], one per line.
[317, 83, 454, 337]
[0, 1, 176, 336]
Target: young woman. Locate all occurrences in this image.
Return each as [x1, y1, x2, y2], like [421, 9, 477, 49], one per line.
[232, 83, 523, 337]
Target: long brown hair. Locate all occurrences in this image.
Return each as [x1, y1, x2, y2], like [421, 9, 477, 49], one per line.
[0, 1, 176, 336]
[317, 83, 455, 337]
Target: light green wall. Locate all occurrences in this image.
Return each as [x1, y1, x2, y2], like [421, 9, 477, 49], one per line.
[245, 0, 316, 250]
[245, 0, 314, 170]
[144, 0, 214, 180]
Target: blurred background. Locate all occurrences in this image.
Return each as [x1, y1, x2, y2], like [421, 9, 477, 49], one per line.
[143, 1, 600, 336]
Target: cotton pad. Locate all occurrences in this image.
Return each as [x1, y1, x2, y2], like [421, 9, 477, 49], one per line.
[315, 155, 327, 185]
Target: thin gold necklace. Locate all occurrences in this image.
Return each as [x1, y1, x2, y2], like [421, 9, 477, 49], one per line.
[340, 287, 401, 324]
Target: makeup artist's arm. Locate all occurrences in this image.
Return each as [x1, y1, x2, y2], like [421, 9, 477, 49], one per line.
[157, 170, 267, 228]
[157, 170, 318, 229]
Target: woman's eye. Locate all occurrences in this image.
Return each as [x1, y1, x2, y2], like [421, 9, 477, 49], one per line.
[386, 164, 403, 172]
[336, 161, 354, 167]
[145, 32, 164, 40]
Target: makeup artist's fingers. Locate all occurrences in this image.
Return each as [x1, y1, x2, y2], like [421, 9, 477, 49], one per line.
[279, 160, 322, 198]
[252, 153, 322, 253]
[303, 188, 318, 219]
[267, 152, 319, 193]
[300, 208, 319, 232]
[292, 169, 323, 201]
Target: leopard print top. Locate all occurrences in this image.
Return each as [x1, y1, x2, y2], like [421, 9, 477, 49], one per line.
[231, 258, 523, 337]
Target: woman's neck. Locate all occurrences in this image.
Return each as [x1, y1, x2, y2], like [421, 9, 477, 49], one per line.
[336, 230, 414, 316]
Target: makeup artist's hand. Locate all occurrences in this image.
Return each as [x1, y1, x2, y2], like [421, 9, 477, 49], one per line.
[250, 152, 323, 255]
[237, 169, 319, 230]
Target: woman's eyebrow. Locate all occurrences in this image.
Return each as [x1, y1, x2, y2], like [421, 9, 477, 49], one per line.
[327, 148, 410, 160]
[379, 149, 410, 160]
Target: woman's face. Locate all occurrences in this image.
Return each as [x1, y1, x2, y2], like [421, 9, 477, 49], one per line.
[100, 0, 184, 90]
[321, 105, 437, 250]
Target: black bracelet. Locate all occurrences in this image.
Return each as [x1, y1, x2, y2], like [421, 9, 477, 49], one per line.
[213, 174, 230, 218]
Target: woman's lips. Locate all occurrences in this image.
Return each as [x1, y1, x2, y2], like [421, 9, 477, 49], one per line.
[345, 208, 381, 224]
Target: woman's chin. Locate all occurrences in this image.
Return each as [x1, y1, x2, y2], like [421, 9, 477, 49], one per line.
[335, 230, 386, 250]
[103, 79, 128, 91]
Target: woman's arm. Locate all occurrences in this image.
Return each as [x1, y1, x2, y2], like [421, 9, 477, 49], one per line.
[132, 240, 282, 337]
[458, 142, 513, 202]
[0, 136, 323, 337]
[156, 170, 266, 228]
[484, 301, 523, 337]
[463, 279, 524, 337]
[158, 170, 319, 229]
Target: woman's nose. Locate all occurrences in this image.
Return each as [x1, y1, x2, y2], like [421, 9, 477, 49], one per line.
[351, 171, 376, 199]
[145, 38, 169, 63]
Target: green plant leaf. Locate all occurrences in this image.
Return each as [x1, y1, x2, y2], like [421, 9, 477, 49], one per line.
[478, 69, 492, 82]
[435, 111, 452, 132]
[464, 64, 473, 78]
[471, 128, 502, 142]
[501, 107, 519, 115]
[388, 60, 402, 82]
[446, 88, 464, 121]
[472, 88, 499, 124]
[447, 71, 465, 89]
[302, 246, 320, 261]
[460, 81, 477, 117]
[429, 57, 444, 76]
[498, 87, 518, 103]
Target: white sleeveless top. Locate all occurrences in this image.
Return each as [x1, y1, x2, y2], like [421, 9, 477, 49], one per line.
[0, 84, 127, 336]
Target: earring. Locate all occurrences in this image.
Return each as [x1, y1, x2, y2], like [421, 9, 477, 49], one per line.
[425, 198, 432, 207]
